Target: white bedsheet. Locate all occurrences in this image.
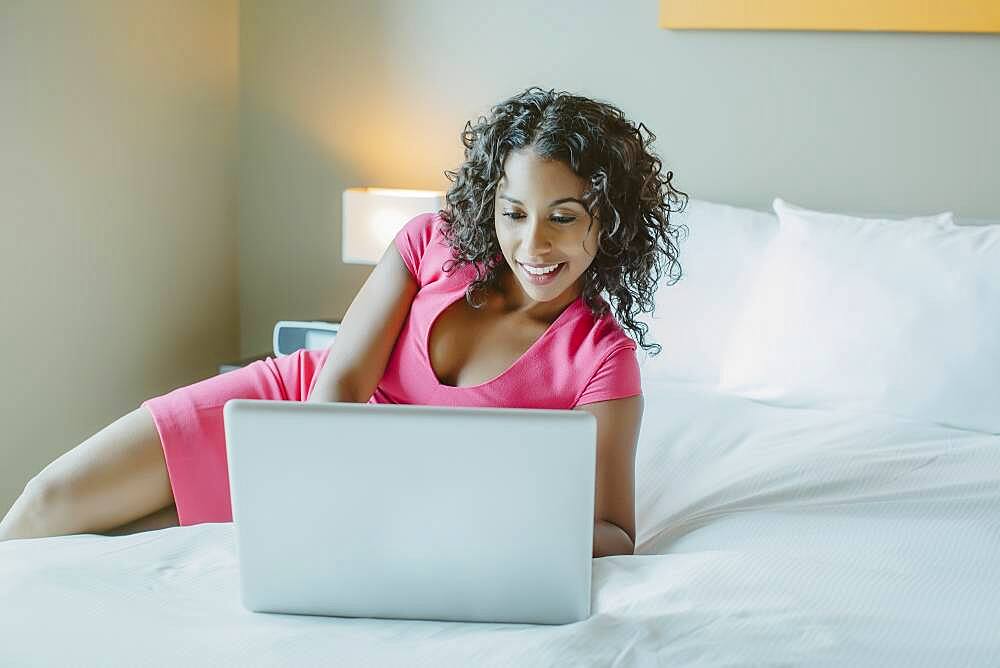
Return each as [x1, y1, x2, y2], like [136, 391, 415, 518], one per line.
[3, 382, 999, 667]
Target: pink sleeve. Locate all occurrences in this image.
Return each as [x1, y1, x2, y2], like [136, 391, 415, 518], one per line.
[574, 345, 642, 406]
[393, 212, 437, 283]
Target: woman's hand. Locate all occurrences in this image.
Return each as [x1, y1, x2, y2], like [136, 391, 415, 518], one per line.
[593, 519, 634, 558]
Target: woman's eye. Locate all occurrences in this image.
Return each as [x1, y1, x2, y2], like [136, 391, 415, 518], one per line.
[501, 211, 575, 224]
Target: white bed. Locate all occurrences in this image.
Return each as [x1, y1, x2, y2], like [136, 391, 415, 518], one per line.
[3, 198, 998, 666]
[3, 381, 998, 666]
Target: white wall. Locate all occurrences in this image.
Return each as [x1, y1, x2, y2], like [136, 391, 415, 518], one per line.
[0, 1, 239, 513]
[237, 0, 1000, 356]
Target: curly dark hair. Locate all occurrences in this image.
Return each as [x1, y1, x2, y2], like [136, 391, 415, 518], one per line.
[437, 86, 688, 356]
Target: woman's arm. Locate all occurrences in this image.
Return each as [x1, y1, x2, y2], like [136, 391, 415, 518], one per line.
[574, 394, 644, 558]
[308, 242, 418, 404]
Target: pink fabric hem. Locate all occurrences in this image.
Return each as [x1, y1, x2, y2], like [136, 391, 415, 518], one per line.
[140, 349, 331, 526]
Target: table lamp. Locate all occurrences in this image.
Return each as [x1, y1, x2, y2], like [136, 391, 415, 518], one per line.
[342, 187, 445, 264]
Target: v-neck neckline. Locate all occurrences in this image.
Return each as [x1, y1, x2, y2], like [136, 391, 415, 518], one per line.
[424, 286, 583, 390]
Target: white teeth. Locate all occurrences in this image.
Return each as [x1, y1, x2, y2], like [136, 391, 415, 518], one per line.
[520, 262, 561, 275]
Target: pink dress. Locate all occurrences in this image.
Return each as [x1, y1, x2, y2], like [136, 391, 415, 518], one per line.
[142, 211, 642, 526]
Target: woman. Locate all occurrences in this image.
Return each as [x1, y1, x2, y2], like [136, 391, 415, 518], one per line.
[0, 87, 686, 557]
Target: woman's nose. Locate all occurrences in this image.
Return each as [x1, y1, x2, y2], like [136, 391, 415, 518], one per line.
[523, 217, 552, 254]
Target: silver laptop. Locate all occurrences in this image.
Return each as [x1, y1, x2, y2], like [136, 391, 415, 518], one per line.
[222, 399, 597, 625]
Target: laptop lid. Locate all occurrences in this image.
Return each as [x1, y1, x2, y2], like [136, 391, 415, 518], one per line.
[222, 399, 597, 625]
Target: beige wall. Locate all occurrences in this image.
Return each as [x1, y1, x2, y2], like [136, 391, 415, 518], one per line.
[0, 1, 238, 513]
[238, 0, 1000, 356]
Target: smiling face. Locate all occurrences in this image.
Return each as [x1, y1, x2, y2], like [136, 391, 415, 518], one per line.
[493, 147, 600, 312]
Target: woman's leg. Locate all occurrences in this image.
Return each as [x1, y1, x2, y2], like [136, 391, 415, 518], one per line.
[0, 348, 332, 542]
[100, 501, 180, 537]
[0, 405, 173, 541]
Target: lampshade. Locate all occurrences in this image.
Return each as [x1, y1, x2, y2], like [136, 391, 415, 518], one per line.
[342, 187, 445, 264]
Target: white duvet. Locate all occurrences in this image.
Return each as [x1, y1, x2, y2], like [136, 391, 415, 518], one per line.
[3, 381, 999, 667]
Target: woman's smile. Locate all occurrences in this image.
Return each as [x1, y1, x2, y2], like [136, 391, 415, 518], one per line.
[517, 259, 566, 284]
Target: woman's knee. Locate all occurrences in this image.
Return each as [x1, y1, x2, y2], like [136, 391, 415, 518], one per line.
[15, 407, 175, 538]
[0, 477, 62, 541]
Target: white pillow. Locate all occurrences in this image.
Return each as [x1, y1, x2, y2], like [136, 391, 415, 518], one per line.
[773, 197, 957, 228]
[638, 198, 778, 385]
[637, 197, 955, 386]
[718, 198, 1000, 434]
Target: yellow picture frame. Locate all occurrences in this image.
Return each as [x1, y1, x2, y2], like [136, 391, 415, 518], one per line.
[659, 0, 1000, 33]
